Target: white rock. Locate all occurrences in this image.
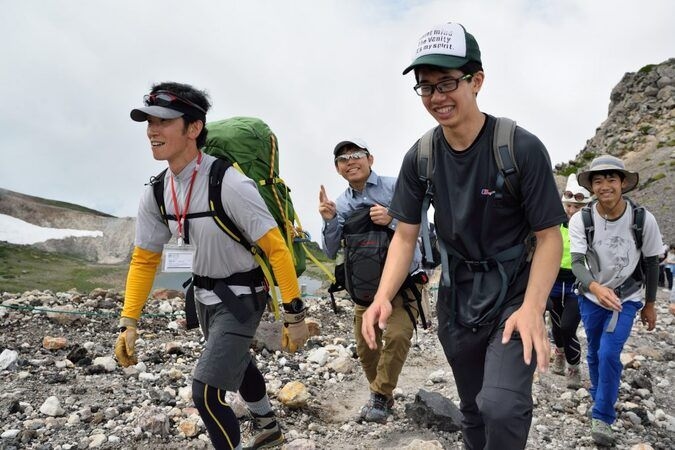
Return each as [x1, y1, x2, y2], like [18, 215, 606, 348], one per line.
[88, 434, 107, 448]
[0, 349, 19, 370]
[1, 429, 21, 439]
[39, 396, 65, 417]
[428, 369, 447, 383]
[139, 372, 159, 382]
[307, 348, 329, 366]
[92, 356, 117, 372]
[575, 388, 590, 399]
[284, 438, 317, 449]
[178, 386, 192, 403]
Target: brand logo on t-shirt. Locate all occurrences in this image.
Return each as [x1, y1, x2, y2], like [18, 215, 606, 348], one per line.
[480, 188, 495, 197]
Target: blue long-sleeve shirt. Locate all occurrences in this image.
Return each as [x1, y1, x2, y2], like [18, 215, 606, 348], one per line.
[322, 170, 422, 274]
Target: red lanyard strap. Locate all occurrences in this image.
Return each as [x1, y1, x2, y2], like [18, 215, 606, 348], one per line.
[169, 152, 202, 240]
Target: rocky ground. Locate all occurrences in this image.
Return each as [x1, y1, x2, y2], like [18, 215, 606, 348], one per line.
[1, 283, 674, 450]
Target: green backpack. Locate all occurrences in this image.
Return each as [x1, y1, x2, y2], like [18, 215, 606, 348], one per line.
[202, 117, 306, 278]
[152, 117, 330, 320]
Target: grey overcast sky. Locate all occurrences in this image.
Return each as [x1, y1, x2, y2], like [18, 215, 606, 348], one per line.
[1, 0, 673, 241]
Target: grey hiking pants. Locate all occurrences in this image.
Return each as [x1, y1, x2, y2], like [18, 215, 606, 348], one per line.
[437, 299, 536, 450]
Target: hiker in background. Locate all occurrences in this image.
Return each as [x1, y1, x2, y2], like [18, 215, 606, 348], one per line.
[547, 173, 591, 389]
[114, 81, 309, 450]
[361, 22, 565, 449]
[318, 139, 424, 423]
[570, 155, 663, 446]
[666, 243, 675, 291]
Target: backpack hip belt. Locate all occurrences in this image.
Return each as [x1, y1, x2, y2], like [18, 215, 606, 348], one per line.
[440, 238, 529, 326]
[192, 267, 265, 291]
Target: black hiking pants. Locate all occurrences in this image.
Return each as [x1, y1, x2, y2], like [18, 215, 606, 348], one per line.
[437, 298, 536, 450]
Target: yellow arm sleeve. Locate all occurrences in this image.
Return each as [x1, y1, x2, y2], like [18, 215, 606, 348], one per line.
[121, 246, 162, 321]
[256, 228, 301, 304]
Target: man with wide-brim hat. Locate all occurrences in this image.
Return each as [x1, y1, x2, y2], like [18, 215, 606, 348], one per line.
[569, 154, 663, 446]
[577, 154, 639, 194]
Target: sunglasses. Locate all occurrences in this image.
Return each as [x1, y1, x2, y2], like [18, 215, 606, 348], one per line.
[144, 90, 207, 114]
[335, 150, 369, 163]
[563, 191, 588, 202]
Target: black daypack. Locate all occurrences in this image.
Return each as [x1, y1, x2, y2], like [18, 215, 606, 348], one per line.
[580, 197, 646, 285]
[327, 207, 430, 329]
[342, 207, 392, 306]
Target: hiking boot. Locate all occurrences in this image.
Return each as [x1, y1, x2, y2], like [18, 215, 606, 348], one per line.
[591, 419, 615, 446]
[364, 393, 394, 424]
[243, 412, 284, 449]
[552, 347, 565, 375]
[358, 396, 374, 420]
[566, 365, 582, 389]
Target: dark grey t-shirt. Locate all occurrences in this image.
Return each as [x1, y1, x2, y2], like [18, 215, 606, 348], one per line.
[390, 114, 566, 322]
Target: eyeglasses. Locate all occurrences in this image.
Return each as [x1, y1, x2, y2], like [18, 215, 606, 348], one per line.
[413, 73, 473, 97]
[144, 90, 207, 114]
[563, 191, 588, 202]
[335, 150, 369, 163]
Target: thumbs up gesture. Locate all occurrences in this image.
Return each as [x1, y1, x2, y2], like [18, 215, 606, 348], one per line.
[319, 185, 337, 221]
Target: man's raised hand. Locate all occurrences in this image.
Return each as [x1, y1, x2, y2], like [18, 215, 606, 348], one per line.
[319, 185, 337, 220]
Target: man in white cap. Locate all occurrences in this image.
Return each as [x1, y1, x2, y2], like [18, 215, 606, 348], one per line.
[319, 139, 425, 423]
[570, 154, 663, 446]
[361, 22, 566, 449]
[548, 174, 592, 388]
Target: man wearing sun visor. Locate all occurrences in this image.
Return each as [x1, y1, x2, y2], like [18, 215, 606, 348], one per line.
[115, 81, 308, 449]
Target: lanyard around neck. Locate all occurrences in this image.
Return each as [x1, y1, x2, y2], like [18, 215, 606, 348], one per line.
[169, 152, 202, 242]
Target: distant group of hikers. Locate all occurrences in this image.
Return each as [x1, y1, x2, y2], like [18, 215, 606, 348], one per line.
[112, 21, 666, 450]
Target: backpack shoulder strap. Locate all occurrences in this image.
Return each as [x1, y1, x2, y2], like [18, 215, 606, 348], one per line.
[416, 127, 435, 184]
[150, 169, 170, 226]
[416, 127, 437, 267]
[581, 201, 595, 247]
[626, 197, 645, 250]
[492, 117, 518, 200]
[207, 158, 255, 252]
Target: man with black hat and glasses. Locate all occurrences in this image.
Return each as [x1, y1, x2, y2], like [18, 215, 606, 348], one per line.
[114, 81, 309, 449]
[319, 138, 424, 423]
[361, 23, 566, 449]
[570, 154, 663, 446]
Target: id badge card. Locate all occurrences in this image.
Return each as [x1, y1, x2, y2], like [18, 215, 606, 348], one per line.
[161, 243, 195, 272]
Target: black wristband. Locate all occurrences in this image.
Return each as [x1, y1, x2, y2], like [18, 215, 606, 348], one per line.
[283, 297, 305, 313]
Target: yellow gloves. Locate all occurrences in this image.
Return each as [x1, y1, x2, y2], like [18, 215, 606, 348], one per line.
[281, 299, 309, 353]
[114, 317, 138, 367]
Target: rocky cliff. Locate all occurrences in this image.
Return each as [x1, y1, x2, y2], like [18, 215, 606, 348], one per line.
[556, 58, 675, 243]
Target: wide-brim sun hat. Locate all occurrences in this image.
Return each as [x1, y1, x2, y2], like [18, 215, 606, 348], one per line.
[402, 22, 481, 75]
[577, 154, 639, 194]
[333, 138, 370, 156]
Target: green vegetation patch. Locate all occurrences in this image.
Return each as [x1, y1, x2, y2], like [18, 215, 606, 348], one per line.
[638, 64, 656, 74]
[0, 242, 127, 293]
